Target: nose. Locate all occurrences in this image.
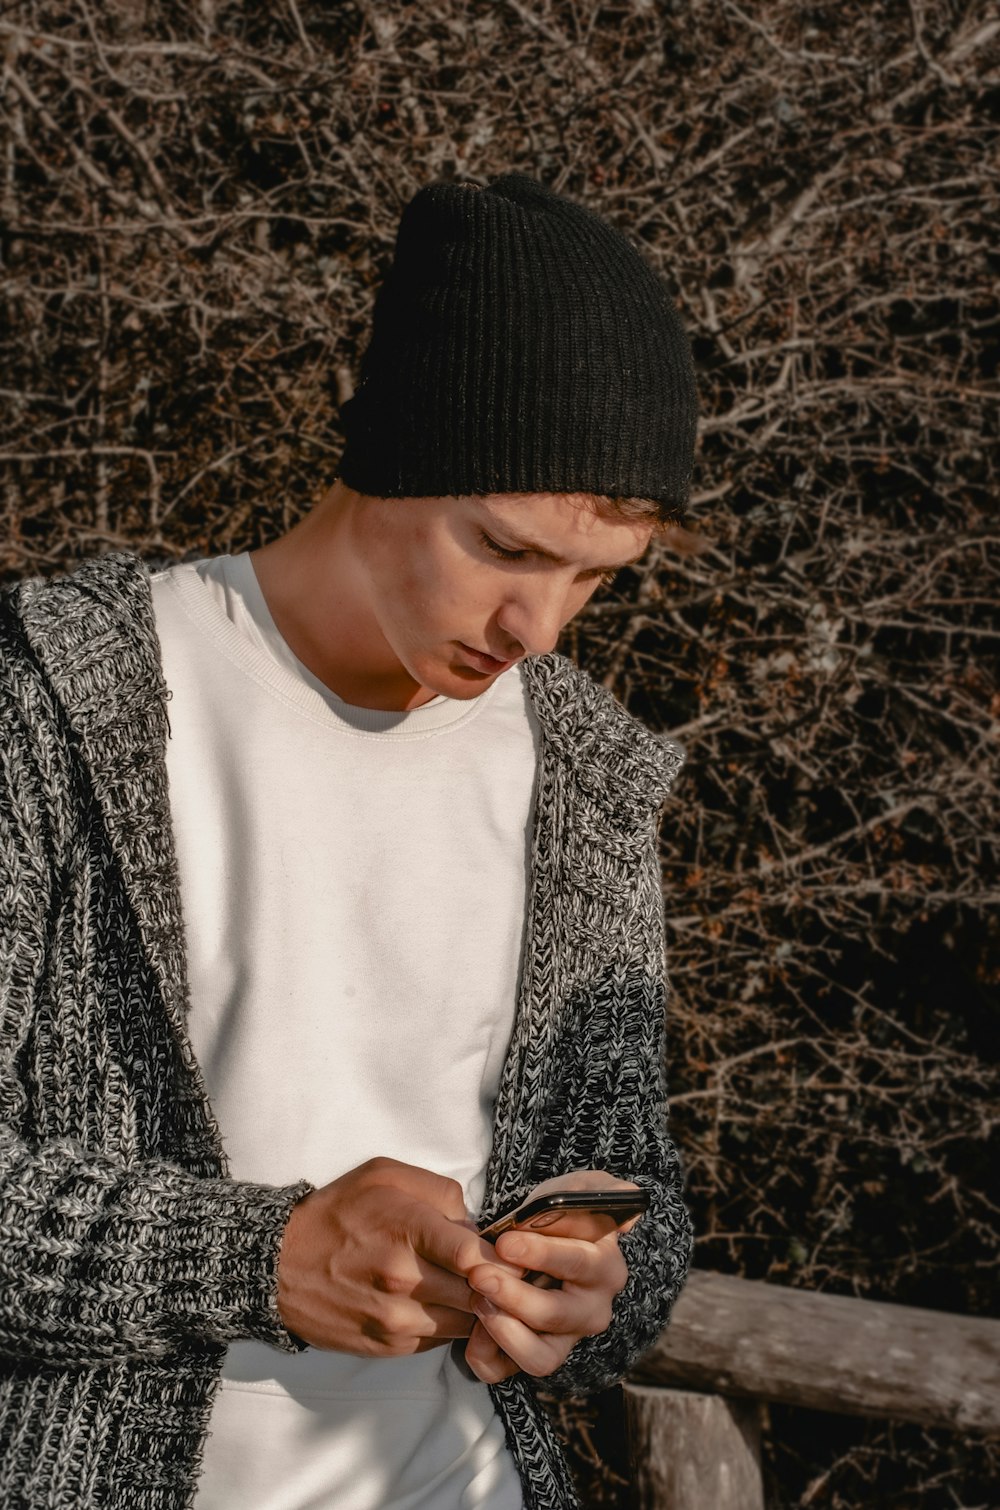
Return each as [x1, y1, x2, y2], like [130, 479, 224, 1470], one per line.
[496, 581, 577, 658]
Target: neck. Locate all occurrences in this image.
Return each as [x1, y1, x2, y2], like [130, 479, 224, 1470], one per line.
[248, 491, 439, 711]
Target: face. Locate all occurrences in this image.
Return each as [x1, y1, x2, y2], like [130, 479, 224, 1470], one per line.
[253, 483, 654, 712]
[344, 492, 658, 709]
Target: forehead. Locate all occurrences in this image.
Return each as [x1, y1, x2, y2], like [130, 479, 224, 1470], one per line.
[472, 491, 645, 530]
[481, 490, 613, 514]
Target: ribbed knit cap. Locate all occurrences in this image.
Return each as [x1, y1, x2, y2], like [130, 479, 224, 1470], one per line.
[337, 171, 697, 513]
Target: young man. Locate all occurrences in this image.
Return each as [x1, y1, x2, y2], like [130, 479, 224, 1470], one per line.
[0, 172, 697, 1508]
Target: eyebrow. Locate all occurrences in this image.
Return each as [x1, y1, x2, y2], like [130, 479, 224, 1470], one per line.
[479, 507, 648, 574]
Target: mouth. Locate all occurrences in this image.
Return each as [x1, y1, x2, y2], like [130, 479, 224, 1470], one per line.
[457, 642, 515, 673]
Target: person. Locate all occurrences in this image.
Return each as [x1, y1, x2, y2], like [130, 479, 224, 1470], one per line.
[0, 171, 698, 1508]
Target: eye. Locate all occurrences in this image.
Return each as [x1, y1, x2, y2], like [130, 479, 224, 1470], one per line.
[479, 532, 619, 587]
[479, 532, 525, 563]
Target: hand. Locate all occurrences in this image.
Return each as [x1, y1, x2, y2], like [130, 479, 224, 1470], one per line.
[463, 1170, 642, 1384]
[276, 1157, 523, 1357]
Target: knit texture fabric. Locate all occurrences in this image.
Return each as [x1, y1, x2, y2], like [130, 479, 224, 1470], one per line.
[338, 171, 698, 512]
[0, 551, 693, 1509]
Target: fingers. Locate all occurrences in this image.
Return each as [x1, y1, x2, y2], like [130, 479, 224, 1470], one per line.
[380, 1244, 483, 1316]
[354, 1299, 480, 1354]
[462, 1230, 629, 1378]
[468, 1299, 574, 1379]
[492, 1228, 629, 1291]
[400, 1303, 478, 1342]
[365, 1206, 524, 1329]
[414, 1205, 525, 1287]
[276, 1160, 531, 1357]
[470, 1258, 615, 1343]
[464, 1319, 521, 1384]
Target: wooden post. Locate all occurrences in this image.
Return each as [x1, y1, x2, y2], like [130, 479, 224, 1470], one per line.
[624, 1383, 764, 1510]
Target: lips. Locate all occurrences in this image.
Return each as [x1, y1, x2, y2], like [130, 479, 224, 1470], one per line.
[458, 642, 514, 672]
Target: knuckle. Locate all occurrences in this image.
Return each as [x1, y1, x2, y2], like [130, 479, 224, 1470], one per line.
[387, 1333, 420, 1357]
[592, 1302, 614, 1335]
[465, 1234, 502, 1274]
[562, 1244, 589, 1282]
[525, 1341, 563, 1379]
[542, 1297, 568, 1333]
[436, 1174, 469, 1222]
[372, 1263, 412, 1297]
[612, 1251, 631, 1291]
[362, 1155, 404, 1182]
[361, 1299, 408, 1343]
[461, 1236, 493, 1273]
[382, 1299, 412, 1336]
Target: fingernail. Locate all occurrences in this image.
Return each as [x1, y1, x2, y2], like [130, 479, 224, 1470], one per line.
[475, 1296, 497, 1318]
[501, 1236, 525, 1259]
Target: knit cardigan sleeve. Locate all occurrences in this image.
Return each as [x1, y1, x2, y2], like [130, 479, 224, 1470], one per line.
[0, 670, 316, 1368]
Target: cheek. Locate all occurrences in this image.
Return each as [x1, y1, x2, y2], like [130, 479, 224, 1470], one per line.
[422, 543, 482, 614]
[397, 555, 463, 634]
[389, 551, 435, 611]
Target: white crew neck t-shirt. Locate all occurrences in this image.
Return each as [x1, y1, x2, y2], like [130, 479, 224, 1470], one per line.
[149, 552, 538, 1509]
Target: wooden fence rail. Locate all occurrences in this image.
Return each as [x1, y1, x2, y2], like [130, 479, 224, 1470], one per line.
[623, 1269, 1000, 1510]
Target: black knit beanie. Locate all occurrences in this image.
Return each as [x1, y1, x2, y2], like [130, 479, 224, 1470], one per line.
[337, 171, 698, 514]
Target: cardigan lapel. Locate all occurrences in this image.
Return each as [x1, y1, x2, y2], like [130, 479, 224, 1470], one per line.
[518, 648, 685, 823]
[12, 551, 229, 1164]
[484, 653, 685, 1208]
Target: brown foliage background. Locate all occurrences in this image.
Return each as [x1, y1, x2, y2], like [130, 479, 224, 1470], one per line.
[1, 1, 997, 1505]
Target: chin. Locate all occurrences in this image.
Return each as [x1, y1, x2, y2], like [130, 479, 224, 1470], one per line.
[405, 645, 500, 704]
[447, 678, 495, 699]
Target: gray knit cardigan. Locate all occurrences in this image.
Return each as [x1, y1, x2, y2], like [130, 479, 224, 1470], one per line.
[0, 550, 693, 1509]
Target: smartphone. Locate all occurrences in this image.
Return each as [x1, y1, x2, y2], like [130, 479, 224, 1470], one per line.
[478, 1189, 649, 1288]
